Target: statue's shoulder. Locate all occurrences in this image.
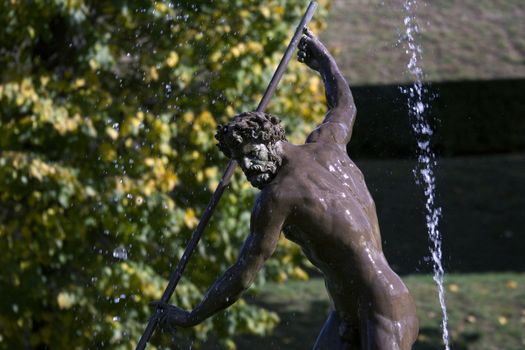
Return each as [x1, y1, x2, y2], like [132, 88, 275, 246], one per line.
[251, 186, 290, 224]
[259, 181, 294, 207]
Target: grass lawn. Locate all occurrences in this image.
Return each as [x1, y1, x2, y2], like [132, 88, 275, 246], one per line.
[233, 273, 525, 350]
[322, 0, 525, 84]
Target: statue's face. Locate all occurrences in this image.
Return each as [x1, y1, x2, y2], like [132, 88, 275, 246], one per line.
[232, 142, 278, 189]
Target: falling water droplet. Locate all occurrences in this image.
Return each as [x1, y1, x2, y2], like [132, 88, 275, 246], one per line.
[113, 246, 128, 260]
[416, 101, 425, 113]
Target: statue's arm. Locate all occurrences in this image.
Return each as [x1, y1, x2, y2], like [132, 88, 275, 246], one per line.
[299, 29, 356, 146]
[160, 192, 285, 327]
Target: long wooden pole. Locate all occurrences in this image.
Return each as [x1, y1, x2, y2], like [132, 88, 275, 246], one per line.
[135, 2, 318, 348]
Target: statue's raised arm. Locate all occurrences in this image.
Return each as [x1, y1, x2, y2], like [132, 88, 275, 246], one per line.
[299, 28, 356, 146]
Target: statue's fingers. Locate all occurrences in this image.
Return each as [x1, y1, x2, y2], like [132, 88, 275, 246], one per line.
[303, 27, 314, 38]
[301, 35, 315, 50]
[159, 309, 169, 322]
[299, 36, 308, 50]
[158, 312, 175, 333]
[157, 308, 181, 334]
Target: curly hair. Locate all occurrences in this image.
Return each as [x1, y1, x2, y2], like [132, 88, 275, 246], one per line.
[215, 111, 287, 158]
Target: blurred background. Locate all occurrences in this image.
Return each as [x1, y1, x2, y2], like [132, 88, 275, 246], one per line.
[0, 1, 523, 349]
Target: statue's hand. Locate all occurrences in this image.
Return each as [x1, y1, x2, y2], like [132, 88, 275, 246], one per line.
[297, 27, 330, 72]
[149, 301, 195, 330]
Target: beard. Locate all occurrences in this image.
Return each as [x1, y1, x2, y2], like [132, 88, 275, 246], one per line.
[243, 161, 278, 189]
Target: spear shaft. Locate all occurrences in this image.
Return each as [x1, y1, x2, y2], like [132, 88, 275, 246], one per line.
[135, 2, 318, 348]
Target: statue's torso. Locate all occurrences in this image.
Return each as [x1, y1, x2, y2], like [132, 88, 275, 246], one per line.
[269, 142, 415, 322]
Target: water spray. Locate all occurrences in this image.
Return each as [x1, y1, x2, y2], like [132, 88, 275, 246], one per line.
[401, 1, 450, 349]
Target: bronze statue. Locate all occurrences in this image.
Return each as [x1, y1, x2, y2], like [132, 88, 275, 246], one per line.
[152, 28, 419, 349]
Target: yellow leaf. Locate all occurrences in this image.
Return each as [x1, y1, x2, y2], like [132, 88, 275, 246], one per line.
[260, 5, 271, 18]
[224, 339, 237, 350]
[183, 111, 194, 123]
[274, 6, 285, 16]
[27, 26, 35, 38]
[159, 143, 172, 155]
[100, 143, 116, 161]
[29, 158, 56, 181]
[448, 283, 459, 293]
[276, 271, 288, 283]
[506, 280, 518, 289]
[204, 166, 218, 179]
[74, 78, 85, 88]
[196, 170, 204, 183]
[291, 267, 309, 281]
[246, 41, 263, 53]
[210, 51, 222, 63]
[160, 170, 178, 192]
[154, 2, 168, 14]
[231, 46, 241, 58]
[143, 283, 162, 299]
[149, 66, 159, 81]
[20, 261, 30, 270]
[309, 76, 320, 94]
[253, 63, 262, 76]
[197, 110, 216, 128]
[166, 51, 179, 68]
[144, 158, 155, 167]
[224, 106, 234, 118]
[143, 179, 156, 196]
[89, 58, 98, 70]
[184, 208, 198, 228]
[498, 316, 508, 326]
[57, 292, 75, 310]
[106, 126, 119, 140]
[239, 10, 250, 18]
[40, 76, 50, 87]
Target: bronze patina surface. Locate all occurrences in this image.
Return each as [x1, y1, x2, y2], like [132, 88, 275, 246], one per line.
[152, 28, 418, 349]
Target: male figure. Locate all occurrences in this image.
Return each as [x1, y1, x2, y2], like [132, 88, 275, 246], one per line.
[153, 29, 418, 349]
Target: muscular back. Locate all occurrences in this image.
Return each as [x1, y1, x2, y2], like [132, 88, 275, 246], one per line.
[272, 141, 381, 277]
[266, 140, 416, 329]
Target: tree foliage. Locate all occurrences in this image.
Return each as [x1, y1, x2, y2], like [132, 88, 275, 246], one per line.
[0, 1, 329, 348]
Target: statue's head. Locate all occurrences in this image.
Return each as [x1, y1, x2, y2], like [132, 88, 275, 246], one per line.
[215, 111, 287, 189]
